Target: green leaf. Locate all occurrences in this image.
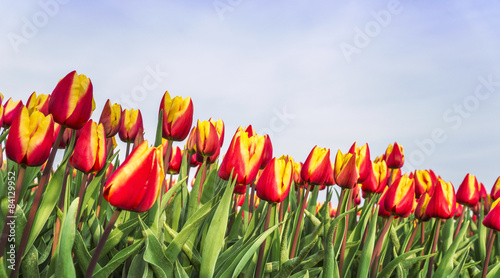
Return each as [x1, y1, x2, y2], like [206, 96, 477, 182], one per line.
[356, 206, 379, 278]
[434, 220, 470, 277]
[55, 198, 79, 278]
[21, 245, 39, 278]
[139, 217, 174, 277]
[323, 208, 355, 278]
[377, 248, 424, 278]
[200, 175, 236, 278]
[92, 239, 145, 278]
[174, 260, 190, 278]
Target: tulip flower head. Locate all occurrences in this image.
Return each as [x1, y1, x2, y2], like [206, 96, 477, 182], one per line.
[103, 141, 164, 212]
[195, 120, 220, 157]
[160, 91, 194, 141]
[186, 127, 197, 154]
[260, 135, 273, 169]
[99, 99, 122, 137]
[383, 174, 415, 218]
[415, 192, 432, 222]
[209, 118, 225, 147]
[483, 199, 500, 231]
[333, 150, 359, 189]
[456, 173, 480, 207]
[301, 146, 333, 186]
[70, 120, 107, 174]
[491, 176, 500, 200]
[5, 107, 54, 167]
[385, 142, 404, 169]
[26, 92, 50, 116]
[378, 186, 392, 217]
[414, 169, 437, 199]
[348, 142, 371, 183]
[3, 98, 24, 128]
[256, 156, 294, 203]
[293, 162, 304, 188]
[361, 160, 388, 194]
[49, 71, 95, 130]
[119, 109, 143, 143]
[425, 179, 456, 219]
[167, 146, 183, 175]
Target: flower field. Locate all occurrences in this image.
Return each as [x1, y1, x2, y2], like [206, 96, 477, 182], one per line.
[1, 70, 499, 277]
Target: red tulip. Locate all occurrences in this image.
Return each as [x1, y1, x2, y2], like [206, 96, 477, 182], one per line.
[160, 91, 193, 141]
[385, 142, 404, 169]
[167, 146, 183, 175]
[185, 127, 197, 154]
[103, 141, 164, 212]
[209, 118, 225, 147]
[333, 150, 359, 189]
[301, 146, 333, 186]
[454, 203, 463, 219]
[491, 176, 500, 200]
[456, 173, 479, 207]
[361, 160, 388, 194]
[377, 186, 392, 217]
[5, 107, 54, 166]
[260, 135, 273, 169]
[99, 99, 122, 138]
[256, 156, 294, 203]
[483, 199, 500, 231]
[195, 120, 220, 157]
[48, 71, 95, 130]
[118, 109, 143, 143]
[414, 169, 437, 198]
[293, 162, 304, 188]
[425, 179, 456, 219]
[415, 192, 432, 222]
[384, 174, 415, 217]
[70, 120, 107, 173]
[3, 98, 24, 128]
[348, 142, 371, 183]
[26, 92, 50, 115]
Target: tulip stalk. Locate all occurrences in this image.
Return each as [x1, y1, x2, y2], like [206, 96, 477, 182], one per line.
[198, 157, 208, 203]
[454, 206, 467, 240]
[370, 215, 394, 278]
[85, 209, 122, 278]
[51, 162, 72, 258]
[0, 165, 26, 256]
[427, 219, 442, 278]
[290, 184, 310, 259]
[250, 181, 256, 215]
[255, 203, 274, 278]
[405, 221, 419, 253]
[76, 172, 89, 229]
[339, 188, 353, 276]
[483, 229, 495, 278]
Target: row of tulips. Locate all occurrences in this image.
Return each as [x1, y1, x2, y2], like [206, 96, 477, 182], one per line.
[0, 70, 499, 277]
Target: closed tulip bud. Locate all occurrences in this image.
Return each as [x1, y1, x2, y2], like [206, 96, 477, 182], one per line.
[209, 118, 225, 147]
[186, 127, 197, 154]
[26, 92, 50, 115]
[483, 199, 500, 231]
[414, 169, 437, 199]
[323, 163, 336, 186]
[219, 126, 265, 185]
[415, 193, 432, 222]
[119, 109, 143, 143]
[456, 173, 479, 207]
[160, 91, 194, 141]
[167, 147, 183, 175]
[256, 156, 294, 203]
[333, 150, 359, 189]
[99, 99, 122, 137]
[3, 98, 24, 128]
[293, 162, 304, 188]
[425, 179, 456, 219]
[378, 186, 392, 217]
[479, 182, 488, 201]
[70, 121, 107, 174]
[195, 120, 220, 157]
[454, 203, 463, 219]
[301, 146, 333, 186]
[49, 71, 95, 129]
[385, 142, 404, 169]
[5, 107, 54, 166]
[361, 160, 388, 194]
[491, 176, 500, 200]
[384, 174, 415, 218]
[348, 142, 371, 183]
[103, 141, 164, 212]
[260, 135, 273, 169]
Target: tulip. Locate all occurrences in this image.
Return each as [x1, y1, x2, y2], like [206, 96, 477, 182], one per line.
[378, 186, 392, 217]
[301, 145, 333, 186]
[167, 146, 183, 175]
[456, 173, 480, 207]
[352, 183, 361, 206]
[219, 126, 265, 185]
[260, 135, 273, 169]
[384, 174, 415, 217]
[348, 142, 371, 183]
[49, 71, 95, 130]
[160, 91, 194, 141]
[195, 120, 220, 157]
[234, 184, 248, 194]
[103, 140, 164, 212]
[69, 120, 107, 174]
[99, 99, 122, 138]
[479, 182, 488, 201]
[454, 203, 463, 219]
[385, 142, 404, 169]
[415, 193, 432, 222]
[186, 127, 197, 154]
[333, 150, 359, 189]
[3, 97, 24, 128]
[209, 118, 225, 147]
[26, 92, 50, 115]
[293, 162, 304, 188]
[256, 156, 294, 203]
[361, 160, 388, 194]
[189, 153, 200, 167]
[5, 107, 54, 167]
[483, 199, 500, 278]
[118, 109, 143, 143]
[425, 179, 456, 219]
[414, 169, 437, 199]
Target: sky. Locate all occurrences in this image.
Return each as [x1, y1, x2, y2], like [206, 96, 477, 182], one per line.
[1, 0, 500, 201]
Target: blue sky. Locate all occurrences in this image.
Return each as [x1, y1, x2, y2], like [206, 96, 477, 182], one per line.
[2, 0, 500, 199]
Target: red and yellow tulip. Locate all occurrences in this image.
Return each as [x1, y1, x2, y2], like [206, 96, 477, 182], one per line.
[70, 120, 107, 174]
[425, 179, 456, 219]
[103, 141, 164, 212]
[48, 71, 95, 130]
[456, 173, 479, 207]
[348, 142, 371, 183]
[333, 150, 359, 189]
[361, 160, 388, 194]
[414, 169, 437, 199]
[293, 162, 304, 188]
[415, 192, 432, 222]
[385, 142, 404, 169]
[195, 120, 220, 157]
[209, 118, 225, 147]
[99, 99, 122, 138]
[260, 135, 273, 169]
[3, 97, 24, 128]
[5, 107, 54, 166]
[167, 146, 183, 175]
[383, 174, 415, 218]
[256, 156, 294, 203]
[118, 109, 143, 143]
[483, 199, 500, 231]
[160, 91, 194, 141]
[491, 176, 500, 200]
[301, 146, 333, 186]
[26, 92, 50, 115]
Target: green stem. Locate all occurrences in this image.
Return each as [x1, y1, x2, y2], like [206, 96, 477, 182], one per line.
[198, 157, 208, 203]
[76, 173, 89, 230]
[290, 184, 310, 259]
[427, 219, 442, 278]
[483, 229, 495, 278]
[339, 188, 353, 276]
[51, 162, 72, 258]
[370, 215, 394, 278]
[85, 209, 122, 278]
[454, 206, 465, 240]
[255, 203, 274, 278]
[405, 221, 419, 253]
